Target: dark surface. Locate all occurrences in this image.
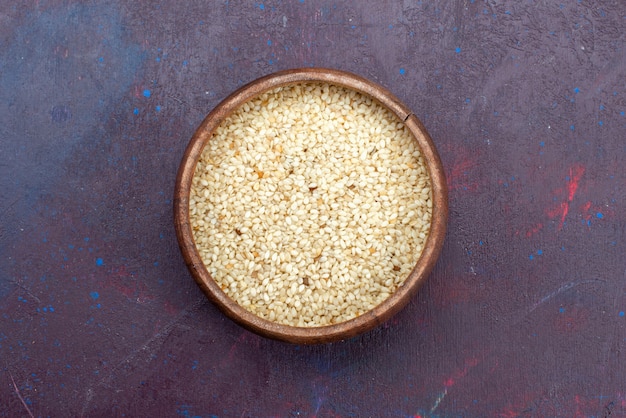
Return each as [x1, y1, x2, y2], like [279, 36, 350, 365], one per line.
[1, 1, 625, 416]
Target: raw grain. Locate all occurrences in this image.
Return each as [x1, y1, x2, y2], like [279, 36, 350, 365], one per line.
[189, 82, 432, 327]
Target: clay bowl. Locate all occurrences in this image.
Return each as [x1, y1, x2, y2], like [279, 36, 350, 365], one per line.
[174, 68, 448, 344]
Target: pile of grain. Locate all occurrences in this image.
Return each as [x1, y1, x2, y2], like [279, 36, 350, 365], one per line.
[189, 82, 432, 327]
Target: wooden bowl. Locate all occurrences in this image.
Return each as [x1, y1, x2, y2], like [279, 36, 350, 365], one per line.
[174, 68, 448, 344]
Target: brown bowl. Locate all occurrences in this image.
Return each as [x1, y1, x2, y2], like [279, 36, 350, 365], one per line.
[174, 68, 448, 344]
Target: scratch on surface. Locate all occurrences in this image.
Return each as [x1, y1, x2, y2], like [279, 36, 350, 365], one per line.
[514, 279, 603, 323]
[166, 94, 195, 109]
[10, 279, 42, 304]
[0, 196, 20, 217]
[314, 394, 326, 416]
[430, 388, 448, 413]
[80, 298, 207, 414]
[9, 370, 35, 418]
[80, 389, 93, 418]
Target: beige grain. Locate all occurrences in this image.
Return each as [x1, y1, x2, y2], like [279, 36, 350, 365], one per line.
[190, 83, 432, 327]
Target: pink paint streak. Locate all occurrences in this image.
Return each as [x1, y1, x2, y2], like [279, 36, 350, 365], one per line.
[101, 265, 154, 303]
[443, 357, 479, 388]
[514, 222, 543, 238]
[163, 300, 180, 316]
[446, 157, 479, 192]
[223, 331, 262, 365]
[545, 164, 585, 229]
[554, 307, 589, 333]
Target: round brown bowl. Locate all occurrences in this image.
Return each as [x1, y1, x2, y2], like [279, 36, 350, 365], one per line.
[174, 68, 448, 344]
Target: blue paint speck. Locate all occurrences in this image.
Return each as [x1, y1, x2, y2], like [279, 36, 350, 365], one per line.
[267, 39, 272, 46]
[98, 57, 104, 62]
[133, 108, 139, 115]
[598, 120, 604, 126]
[529, 254, 534, 260]
[258, 3, 265, 10]
[399, 68, 406, 75]
[620, 311, 625, 317]
[621, 111, 625, 116]
[143, 89, 151, 98]
[570, 124, 575, 131]
[596, 212, 604, 219]
[299, 0, 304, 2]
[559, 307, 566, 313]
[90, 291, 100, 300]
[539, 141, 545, 147]
[537, 249, 543, 255]
[96, 258, 104, 266]
[465, 98, 471, 103]
[599, 104, 605, 110]
[455, 47, 461, 54]
[182, 60, 188, 66]
[573, 87, 580, 94]
[156, 105, 161, 112]
[156, 57, 161, 62]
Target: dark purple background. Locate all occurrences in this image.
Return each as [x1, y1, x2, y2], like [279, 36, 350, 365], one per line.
[1, 1, 625, 416]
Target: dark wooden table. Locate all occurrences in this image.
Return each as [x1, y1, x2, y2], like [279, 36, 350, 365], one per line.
[2, 1, 625, 416]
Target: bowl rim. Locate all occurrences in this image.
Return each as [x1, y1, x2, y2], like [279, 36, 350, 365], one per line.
[174, 67, 448, 344]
